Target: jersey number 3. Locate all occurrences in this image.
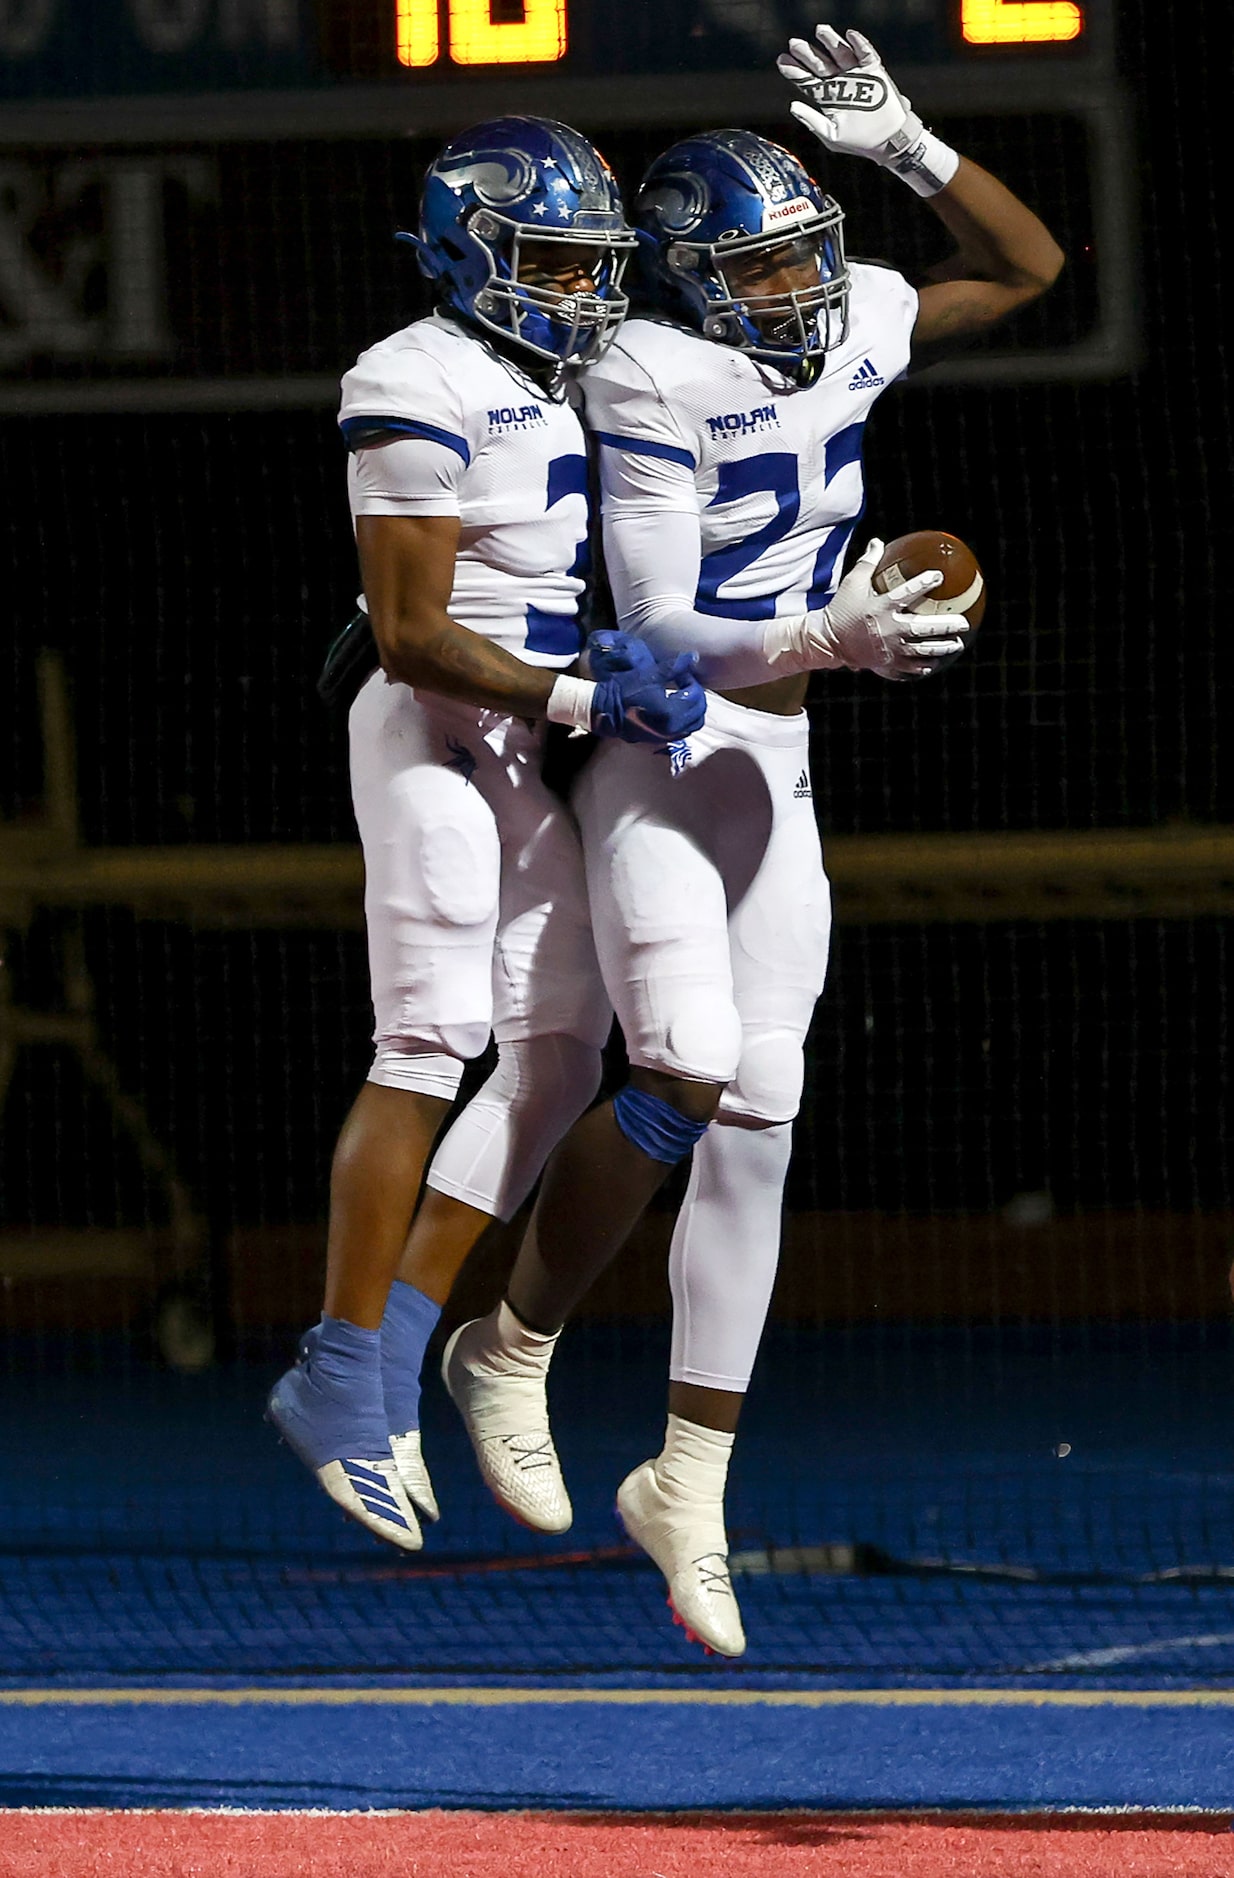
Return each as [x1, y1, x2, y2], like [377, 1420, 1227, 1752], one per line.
[525, 453, 590, 657]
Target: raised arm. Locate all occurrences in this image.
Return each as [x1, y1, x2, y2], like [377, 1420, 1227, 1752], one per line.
[778, 24, 1063, 352]
[911, 156, 1064, 349]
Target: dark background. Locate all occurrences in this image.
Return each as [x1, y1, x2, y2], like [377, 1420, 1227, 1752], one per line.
[1, 0, 1232, 1336]
[0, 0, 1025, 101]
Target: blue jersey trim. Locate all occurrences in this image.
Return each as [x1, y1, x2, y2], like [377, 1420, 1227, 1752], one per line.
[825, 419, 864, 482]
[524, 606, 583, 660]
[594, 430, 696, 471]
[340, 416, 471, 466]
[695, 451, 800, 621]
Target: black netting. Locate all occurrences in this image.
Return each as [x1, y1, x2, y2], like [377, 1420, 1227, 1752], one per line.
[3, 9, 1234, 1687]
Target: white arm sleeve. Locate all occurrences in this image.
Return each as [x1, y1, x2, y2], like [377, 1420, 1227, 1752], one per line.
[599, 439, 808, 689]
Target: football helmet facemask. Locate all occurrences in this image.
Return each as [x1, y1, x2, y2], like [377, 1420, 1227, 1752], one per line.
[636, 129, 848, 367]
[401, 115, 635, 367]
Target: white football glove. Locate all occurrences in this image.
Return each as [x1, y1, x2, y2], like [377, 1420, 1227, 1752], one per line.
[777, 24, 959, 198]
[764, 539, 968, 679]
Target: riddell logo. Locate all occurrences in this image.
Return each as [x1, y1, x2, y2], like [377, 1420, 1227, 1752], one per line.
[764, 196, 815, 226]
[794, 769, 812, 799]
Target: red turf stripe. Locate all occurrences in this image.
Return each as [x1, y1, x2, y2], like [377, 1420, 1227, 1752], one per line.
[1, 1811, 1232, 1876]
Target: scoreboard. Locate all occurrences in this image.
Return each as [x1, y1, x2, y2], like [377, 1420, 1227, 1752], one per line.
[0, 0, 1133, 409]
[1, 0, 1111, 106]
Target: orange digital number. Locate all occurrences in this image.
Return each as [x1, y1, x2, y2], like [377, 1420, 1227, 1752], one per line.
[396, 0, 568, 67]
[396, 0, 438, 66]
[961, 0, 1083, 42]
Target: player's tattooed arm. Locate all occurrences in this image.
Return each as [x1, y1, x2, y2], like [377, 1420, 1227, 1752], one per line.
[356, 513, 558, 715]
[911, 156, 1064, 350]
[356, 512, 706, 743]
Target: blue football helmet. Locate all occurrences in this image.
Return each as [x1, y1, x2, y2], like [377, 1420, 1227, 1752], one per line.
[635, 130, 849, 366]
[400, 116, 635, 367]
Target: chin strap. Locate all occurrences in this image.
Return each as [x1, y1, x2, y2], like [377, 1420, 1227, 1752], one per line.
[394, 228, 440, 276]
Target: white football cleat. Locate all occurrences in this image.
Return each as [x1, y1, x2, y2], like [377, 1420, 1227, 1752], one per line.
[616, 1457, 746, 1658]
[441, 1314, 572, 1534]
[313, 1457, 424, 1550]
[266, 1362, 422, 1552]
[388, 1429, 440, 1523]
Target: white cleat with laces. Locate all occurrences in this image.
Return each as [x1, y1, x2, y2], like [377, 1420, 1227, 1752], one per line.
[441, 1303, 572, 1535]
[616, 1427, 747, 1659]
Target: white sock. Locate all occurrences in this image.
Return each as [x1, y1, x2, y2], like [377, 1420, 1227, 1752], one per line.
[653, 1413, 734, 1509]
[465, 1299, 559, 1381]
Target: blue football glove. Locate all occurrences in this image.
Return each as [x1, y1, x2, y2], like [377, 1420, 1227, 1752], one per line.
[581, 629, 660, 681]
[589, 645, 707, 746]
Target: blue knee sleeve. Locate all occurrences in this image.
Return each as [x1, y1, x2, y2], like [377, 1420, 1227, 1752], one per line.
[613, 1084, 710, 1164]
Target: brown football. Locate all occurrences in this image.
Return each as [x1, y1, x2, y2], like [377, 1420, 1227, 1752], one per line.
[873, 531, 986, 672]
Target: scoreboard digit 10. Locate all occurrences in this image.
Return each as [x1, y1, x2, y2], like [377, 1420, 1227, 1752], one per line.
[395, 0, 569, 68]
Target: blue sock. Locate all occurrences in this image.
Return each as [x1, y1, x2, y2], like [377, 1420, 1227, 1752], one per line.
[274, 1314, 388, 1464]
[381, 1281, 442, 1436]
[301, 1313, 382, 1394]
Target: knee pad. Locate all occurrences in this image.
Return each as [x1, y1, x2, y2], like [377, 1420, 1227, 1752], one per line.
[613, 1085, 712, 1164]
[641, 989, 743, 1086]
[426, 1032, 603, 1222]
[719, 1029, 805, 1126]
[488, 1033, 603, 1153]
[390, 780, 498, 930]
[368, 1046, 467, 1101]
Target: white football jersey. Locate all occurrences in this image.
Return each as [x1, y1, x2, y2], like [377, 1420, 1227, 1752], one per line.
[340, 313, 591, 668]
[582, 262, 917, 622]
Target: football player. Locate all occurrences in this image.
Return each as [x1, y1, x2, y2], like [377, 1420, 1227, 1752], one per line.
[266, 116, 705, 1549]
[440, 35, 1063, 1651]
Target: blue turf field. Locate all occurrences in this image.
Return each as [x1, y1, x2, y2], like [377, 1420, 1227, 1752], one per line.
[2, 1691, 1234, 1811]
[3, 1325, 1234, 1690]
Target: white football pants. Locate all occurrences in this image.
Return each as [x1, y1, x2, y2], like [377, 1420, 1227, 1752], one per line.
[350, 673, 610, 1094]
[573, 691, 832, 1390]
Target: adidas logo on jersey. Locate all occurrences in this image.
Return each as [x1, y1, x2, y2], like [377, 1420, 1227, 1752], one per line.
[705, 404, 780, 440]
[793, 769, 812, 799]
[848, 358, 885, 391]
[488, 404, 547, 431]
